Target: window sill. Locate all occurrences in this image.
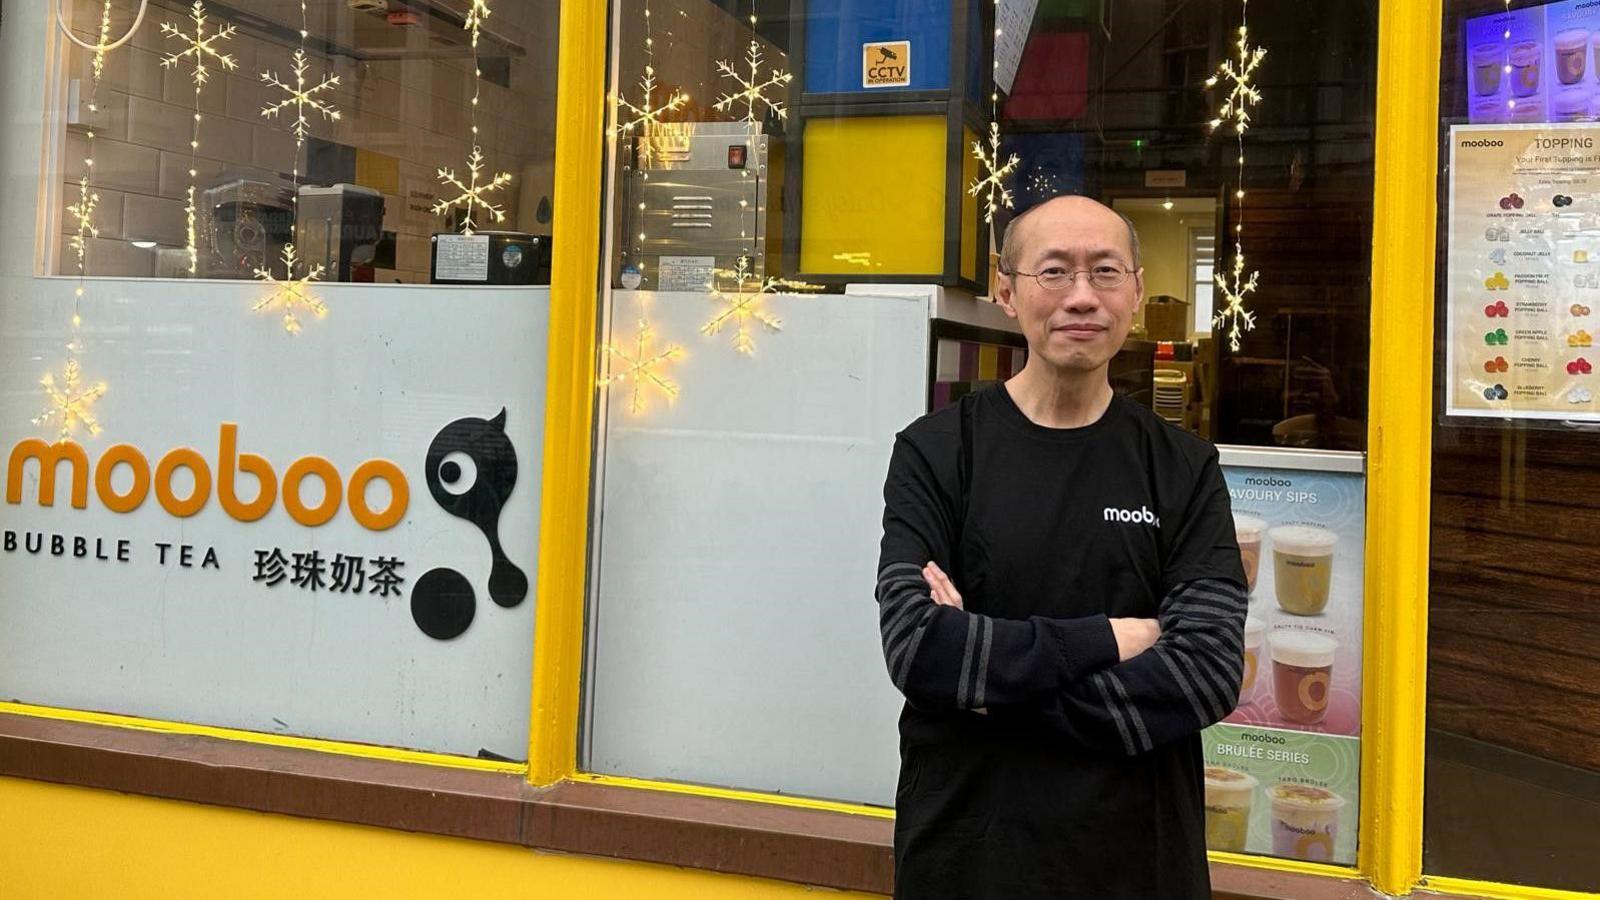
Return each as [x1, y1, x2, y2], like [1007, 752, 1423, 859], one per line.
[1, 712, 1393, 897]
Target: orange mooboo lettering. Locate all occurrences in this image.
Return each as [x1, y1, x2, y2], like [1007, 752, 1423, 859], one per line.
[4, 424, 408, 530]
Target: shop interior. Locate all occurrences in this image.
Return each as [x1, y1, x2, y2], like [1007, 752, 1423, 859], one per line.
[55, 0, 558, 286]
[605, 0, 1374, 452]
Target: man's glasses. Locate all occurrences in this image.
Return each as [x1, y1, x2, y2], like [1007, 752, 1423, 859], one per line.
[1003, 265, 1135, 291]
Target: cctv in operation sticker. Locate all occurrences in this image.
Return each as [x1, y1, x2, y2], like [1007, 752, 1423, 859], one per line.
[863, 41, 911, 88]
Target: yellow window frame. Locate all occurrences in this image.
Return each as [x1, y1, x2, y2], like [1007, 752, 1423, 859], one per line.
[6, 1, 1594, 897]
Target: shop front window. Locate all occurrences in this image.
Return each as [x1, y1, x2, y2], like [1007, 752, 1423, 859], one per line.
[584, 0, 1379, 868]
[0, 1, 559, 761]
[1427, 0, 1600, 891]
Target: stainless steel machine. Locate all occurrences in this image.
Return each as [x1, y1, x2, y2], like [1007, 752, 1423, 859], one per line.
[619, 122, 769, 291]
[197, 179, 294, 279]
[296, 183, 385, 282]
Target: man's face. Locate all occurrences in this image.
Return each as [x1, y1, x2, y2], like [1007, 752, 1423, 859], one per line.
[995, 197, 1144, 375]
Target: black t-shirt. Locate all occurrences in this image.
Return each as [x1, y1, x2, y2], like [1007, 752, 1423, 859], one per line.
[880, 384, 1245, 900]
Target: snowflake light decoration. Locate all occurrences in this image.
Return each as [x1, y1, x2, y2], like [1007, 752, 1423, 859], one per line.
[162, 0, 235, 274]
[703, 257, 782, 355]
[260, 49, 340, 142]
[160, 1, 236, 89]
[1213, 248, 1259, 352]
[464, 0, 492, 49]
[714, 40, 792, 123]
[90, 0, 117, 81]
[613, 66, 689, 163]
[67, 178, 100, 271]
[34, 359, 107, 438]
[968, 121, 1019, 224]
[1205, 0, 1265, 352]
[253, 243, 326, 334]
[432, 147, 512, 236]
[1205, 20, 1265, 134]
[602, 315, 683, 414]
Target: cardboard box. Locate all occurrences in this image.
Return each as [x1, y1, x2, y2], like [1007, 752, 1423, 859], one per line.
[1143, 294, 1191, 342]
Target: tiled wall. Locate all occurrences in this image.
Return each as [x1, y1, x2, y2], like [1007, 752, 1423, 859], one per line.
[56, 0, 557, 284]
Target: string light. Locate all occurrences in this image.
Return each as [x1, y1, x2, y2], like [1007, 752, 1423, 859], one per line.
[435, 0, 511, 235]
[714, 29, 792, 123]
[34, 359, 108, 439]
[1206, 0, 1266, 352]
[45, 0, 122, 439]
[432, 148, 513, 235]
[255, 1, 339, 331]
[707, 256, 787, 353]
[969, 2, 1018, 226]
[602, 303, 683, 414]
[464, 0, 492, 46]
[160, 0, 237, 274]
[253, 244, 326, 334]
[610, 0, 689, 166]
[260, 49, 340, 144]
[1213, 248, 1259, 353]
[1204, 17, 1265, 135]
[969, 122, 1019, 224]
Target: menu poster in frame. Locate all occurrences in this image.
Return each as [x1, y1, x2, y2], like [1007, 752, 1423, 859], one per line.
[1446, 124, 1600, 421]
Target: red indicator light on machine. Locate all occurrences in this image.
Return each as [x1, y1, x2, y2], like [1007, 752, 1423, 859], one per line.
[728, 144, 748, 169]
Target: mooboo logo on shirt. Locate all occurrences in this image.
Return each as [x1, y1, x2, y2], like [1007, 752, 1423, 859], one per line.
[4, 409, 526, 642]
[863, 40, 911, 88]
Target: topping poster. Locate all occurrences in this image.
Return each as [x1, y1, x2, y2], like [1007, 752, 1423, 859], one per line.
[1447, 124, 1600, 420]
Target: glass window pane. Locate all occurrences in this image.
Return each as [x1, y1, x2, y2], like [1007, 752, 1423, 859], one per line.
[0, 0, 560, 760]
[586, 3, 1378, 869]
[47, 0, 556, 285]
[1427, 1, 1600, 891]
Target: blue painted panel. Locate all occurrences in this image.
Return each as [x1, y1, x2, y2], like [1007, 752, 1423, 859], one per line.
[804, 0, 954, 94]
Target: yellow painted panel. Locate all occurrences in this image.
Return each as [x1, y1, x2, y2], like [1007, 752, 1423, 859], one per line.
[574, 772, 895, 820]
[0, 702, 523, 774]
[1422, 876, 1600, 900]
[961, 125, 979, 283]
[800, 116, 946, 275]
[354, 148, 400, 195]
[0, 777, 878, 900]
[978, 344, 998, 380]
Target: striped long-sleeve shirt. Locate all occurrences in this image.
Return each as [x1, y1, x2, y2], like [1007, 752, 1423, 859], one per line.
[876, 563, 1246, 754]
[876, 388, 1249, 755]
[882, 387, 1247, 900]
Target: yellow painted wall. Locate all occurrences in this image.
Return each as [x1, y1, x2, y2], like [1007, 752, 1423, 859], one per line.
[961, 125, 980, 283]
[0, 776, 878, 900]
[1117, 205, 1207, 336]
[1121, 208, 1196, 303]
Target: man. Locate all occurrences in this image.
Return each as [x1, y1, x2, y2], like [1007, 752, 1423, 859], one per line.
[876, 195, 1247, 898]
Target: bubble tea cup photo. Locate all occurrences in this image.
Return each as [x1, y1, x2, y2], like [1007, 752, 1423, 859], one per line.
[1268, 524, 1338, 616]
[1557, 29, 1590, 84]
[1204, 767, 1259, 852]
[1472, 42, 1506, 95]
[1270, 630, 1338, 726]
[1241, 616, 1265, 697]
[1510, 40, 1542, 97]
[1233, 514, 1267, 594]
[1268, 783, 1346, 863]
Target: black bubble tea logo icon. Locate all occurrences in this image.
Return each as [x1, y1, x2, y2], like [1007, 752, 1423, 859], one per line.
[412, 409, 528, 640]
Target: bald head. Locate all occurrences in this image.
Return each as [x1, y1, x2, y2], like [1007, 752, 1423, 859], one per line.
[998, 195, 1141, 276]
